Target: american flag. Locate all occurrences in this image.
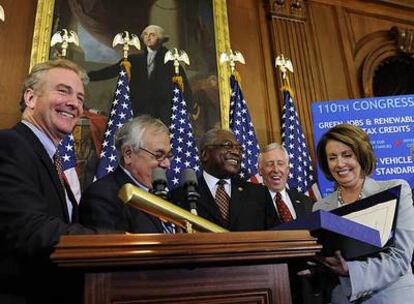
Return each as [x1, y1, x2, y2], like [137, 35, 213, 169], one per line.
[167, 82, 201, 189]
[57, 134, 81, 202]
[95, 66, 133, 179]
[229, 75, 260, 181]
[281, 90, 320, 198]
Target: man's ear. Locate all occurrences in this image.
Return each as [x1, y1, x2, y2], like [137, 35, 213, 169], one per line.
[200, 149, 208, 163]
[24, 88, 36, 109]
[122, 146, 133, 165]
[258, 165, 263, 177]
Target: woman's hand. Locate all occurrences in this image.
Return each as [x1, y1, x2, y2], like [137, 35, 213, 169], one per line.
[314, 250, 349, 276]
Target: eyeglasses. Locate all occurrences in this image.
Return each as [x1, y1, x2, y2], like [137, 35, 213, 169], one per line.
[206, 143, 244, 153]
[139, 147, 174, 162]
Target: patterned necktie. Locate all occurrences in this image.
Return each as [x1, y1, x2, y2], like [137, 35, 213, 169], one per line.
[215, 180, 230, 223]
[275, 192, 293, 223]
[53, 151, 65, 188]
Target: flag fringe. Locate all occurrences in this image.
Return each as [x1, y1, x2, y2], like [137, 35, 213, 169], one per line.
[234, 70, 242, 87]
[280, 77, 295, 97]
[120, 59, 131, 81]
[172, 75, 184, 92]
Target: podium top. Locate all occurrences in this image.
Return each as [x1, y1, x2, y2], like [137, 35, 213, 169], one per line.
[51, 230, 321, 269]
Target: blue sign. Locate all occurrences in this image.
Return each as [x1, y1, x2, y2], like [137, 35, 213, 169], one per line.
[312, 95, 414, 197]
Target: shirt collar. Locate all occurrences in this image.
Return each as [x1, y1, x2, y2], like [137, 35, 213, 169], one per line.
[120, 165, 149, 192]
[203, 171, 230, 188]
[269, 188, 288, 201]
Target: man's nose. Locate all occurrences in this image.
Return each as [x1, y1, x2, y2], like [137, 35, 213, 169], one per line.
[159, 157, 171, 169]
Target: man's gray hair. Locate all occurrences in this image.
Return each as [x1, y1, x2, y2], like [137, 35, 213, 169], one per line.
[199, 128, 235, 152]
[19, 58, 88, 112]
[258, 142, 289, 166]
[115, 115, 169, 160]
[141, 24, 169, 43]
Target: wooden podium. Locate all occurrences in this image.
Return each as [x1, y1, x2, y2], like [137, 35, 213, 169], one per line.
[52, 230, 320, 304]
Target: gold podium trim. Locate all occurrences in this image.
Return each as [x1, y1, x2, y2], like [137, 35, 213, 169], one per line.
[118, 183, 228, 233]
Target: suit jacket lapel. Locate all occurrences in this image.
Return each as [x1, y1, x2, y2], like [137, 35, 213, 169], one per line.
[14, 123, 69, 220]
[288, 190, 306, 218]
[229, 178, 245, 228]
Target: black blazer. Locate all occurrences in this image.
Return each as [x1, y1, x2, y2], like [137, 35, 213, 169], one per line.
[170, 176, 277, 231]
[88, 46, 193, 125]
[0, 122, 96, 304]
[286, 188, 315, 219]
[79, 166, 164, 233]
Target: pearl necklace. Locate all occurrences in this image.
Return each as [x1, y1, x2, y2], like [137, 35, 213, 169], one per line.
[337, 179, 365, 206]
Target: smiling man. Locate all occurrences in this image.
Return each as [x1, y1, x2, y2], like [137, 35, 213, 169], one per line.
[171, 128, 275, 231]
[79, 115, 172, 233]
[0, 59, 102, 304]
[258, 143, 315, 225]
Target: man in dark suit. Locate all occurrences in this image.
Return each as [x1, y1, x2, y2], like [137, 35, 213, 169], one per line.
[0, 59, 100, 304]
[258, 142, 321, 304]
[171, 128, 276, 231]
[88, 25, 192, 126]
[79, 115, 172, 233]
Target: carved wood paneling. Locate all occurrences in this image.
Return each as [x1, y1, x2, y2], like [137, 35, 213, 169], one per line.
[227, 0, 280, 145]
[267, 0, 327, 158]
[85, 265, 289, 304]
[0, 0, 36, 129]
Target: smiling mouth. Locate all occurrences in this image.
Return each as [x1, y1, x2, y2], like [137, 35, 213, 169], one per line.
[57, 110, 75, 119]
[225, 158, 240, 166]
[336, 169, 351, 176]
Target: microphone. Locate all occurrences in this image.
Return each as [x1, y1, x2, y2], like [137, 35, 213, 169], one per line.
[151, 168, 168, 200]
[182, 168, 200, 215]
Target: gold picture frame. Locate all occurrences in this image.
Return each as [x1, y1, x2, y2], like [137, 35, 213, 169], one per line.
[30, 0, 231, 128]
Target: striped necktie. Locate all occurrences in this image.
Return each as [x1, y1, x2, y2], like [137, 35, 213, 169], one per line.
[215, 180, 230, 224]
[53, 151, 65, 188]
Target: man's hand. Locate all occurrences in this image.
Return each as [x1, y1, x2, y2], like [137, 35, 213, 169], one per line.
[314, 250, 349, 276]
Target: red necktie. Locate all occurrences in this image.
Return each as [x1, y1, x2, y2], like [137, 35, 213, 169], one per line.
[275, 192, 293, 223]
[215, 180, 230, 224]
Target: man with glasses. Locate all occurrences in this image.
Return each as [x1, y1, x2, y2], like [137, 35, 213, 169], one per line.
[79, 115, 173, 233]
[171, 128, 276, 230]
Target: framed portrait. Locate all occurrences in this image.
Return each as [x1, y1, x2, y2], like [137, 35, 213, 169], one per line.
[31, 0, 231, 127]
[30, 0, 231, 188]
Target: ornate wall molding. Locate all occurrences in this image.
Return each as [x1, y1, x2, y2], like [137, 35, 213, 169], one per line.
[268, 0, 307, 22]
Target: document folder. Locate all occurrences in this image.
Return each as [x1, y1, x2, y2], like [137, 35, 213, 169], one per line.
[273, 185, 401, 260]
